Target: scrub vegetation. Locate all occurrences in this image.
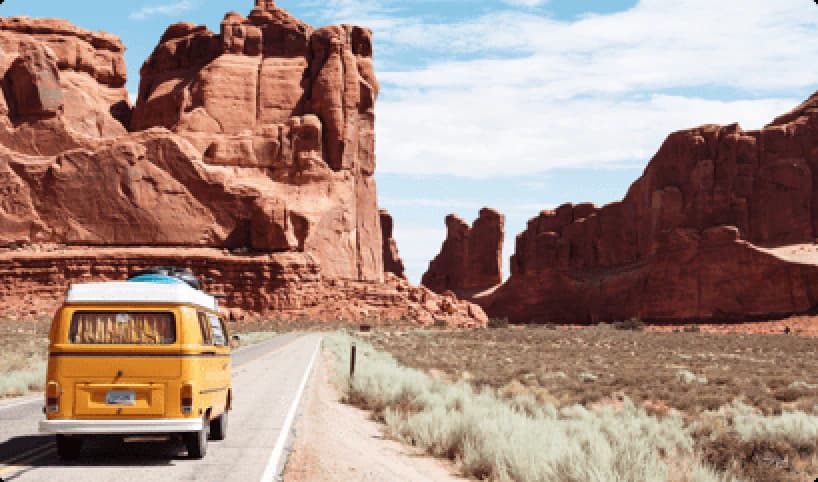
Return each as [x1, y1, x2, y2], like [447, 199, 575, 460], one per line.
[0, 317, 49, 398]
[326, 325, 818, 481]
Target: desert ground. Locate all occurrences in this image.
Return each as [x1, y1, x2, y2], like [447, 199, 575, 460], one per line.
[321, 321, 818, 482]
[5, 316, 818, 481]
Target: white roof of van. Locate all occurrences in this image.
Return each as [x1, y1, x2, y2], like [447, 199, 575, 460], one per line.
[65, 282, 218, 312]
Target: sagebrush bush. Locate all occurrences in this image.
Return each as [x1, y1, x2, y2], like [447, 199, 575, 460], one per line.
[233, 331, 278, 345]
[0, 359, 46, 397]
[324, 333, 732, 482]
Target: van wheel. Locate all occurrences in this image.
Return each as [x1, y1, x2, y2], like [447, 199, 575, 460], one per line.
[56, 435, 83, 460]
[184, 417, 209, 459]
[210, 410, 228, 441]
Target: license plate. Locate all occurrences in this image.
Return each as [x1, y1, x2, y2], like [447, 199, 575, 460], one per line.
[106, 390, 136, 406]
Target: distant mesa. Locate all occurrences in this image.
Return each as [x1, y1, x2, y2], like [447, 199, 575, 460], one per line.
[422, 208, 505, 296]
[471, 92, 818, 324]
[380, 209, 407, 280]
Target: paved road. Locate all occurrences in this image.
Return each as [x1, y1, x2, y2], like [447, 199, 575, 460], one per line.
[0, 333, 322, 482]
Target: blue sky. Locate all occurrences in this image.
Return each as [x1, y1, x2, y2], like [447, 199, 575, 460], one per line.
[3, 0, 818, 283]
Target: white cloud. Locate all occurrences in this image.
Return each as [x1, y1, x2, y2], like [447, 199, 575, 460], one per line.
[377, 94, 798, 177]
[501, 0, 547, 7]
[354, 0, 818, 177]
[129, 0, 195, 21]
[381, 197, 553, 213]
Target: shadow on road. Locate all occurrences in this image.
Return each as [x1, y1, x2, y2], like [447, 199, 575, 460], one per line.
[0, 434, 185, 473]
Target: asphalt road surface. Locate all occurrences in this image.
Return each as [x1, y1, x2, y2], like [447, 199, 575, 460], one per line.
[0, 333, 322, 482]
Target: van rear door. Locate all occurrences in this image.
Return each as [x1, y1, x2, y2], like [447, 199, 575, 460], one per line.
[54, 310, 181, 418]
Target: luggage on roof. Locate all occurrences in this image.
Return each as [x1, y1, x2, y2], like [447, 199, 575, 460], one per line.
[128, 266, 200, 290]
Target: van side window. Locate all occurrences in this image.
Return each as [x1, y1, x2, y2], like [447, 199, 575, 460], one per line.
[207, 314, 226, 346]
[197, 312, 213, 345]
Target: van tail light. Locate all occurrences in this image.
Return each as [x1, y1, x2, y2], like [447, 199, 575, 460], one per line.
[46, 381, 60, 414]
[181, 383, 193, 415]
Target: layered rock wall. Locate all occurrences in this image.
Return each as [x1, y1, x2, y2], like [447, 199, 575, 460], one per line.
[0, 3, 382, 282]
[0, 247, 485, 327]
[422, 208, 504, 295]
[483, 95, 818, 323]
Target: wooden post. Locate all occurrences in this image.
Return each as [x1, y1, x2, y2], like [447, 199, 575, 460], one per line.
[350, 343, 357, 379]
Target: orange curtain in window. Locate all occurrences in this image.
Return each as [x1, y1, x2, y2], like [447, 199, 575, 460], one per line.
[70, 312, 175, 344]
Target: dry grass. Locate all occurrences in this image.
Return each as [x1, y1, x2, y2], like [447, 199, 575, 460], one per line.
[325, 333, 734, 482]
[0, 316, 50, 398]
[359, 325, 818, 481]
[367, 325, 818, 416]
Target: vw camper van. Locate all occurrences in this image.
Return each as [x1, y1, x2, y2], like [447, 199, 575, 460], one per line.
[39, 269, 232, 459]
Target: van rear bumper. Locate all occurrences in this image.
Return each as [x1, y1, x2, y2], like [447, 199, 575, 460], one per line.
[39, 418, 203, 435]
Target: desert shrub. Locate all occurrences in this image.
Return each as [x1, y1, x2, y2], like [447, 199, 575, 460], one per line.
[233, 331, 278, 345]
[488, 318, 509, 329]
[692, 402, 818, 481]
[578, 372, 598, 383]
[678, 369, 708, 385]
[324, 333, 728, 482]
[684, 325, 701, 333]
[613, 318, 645, 331]
[0, 359, 46, 397]
[433, 319, 448, 329]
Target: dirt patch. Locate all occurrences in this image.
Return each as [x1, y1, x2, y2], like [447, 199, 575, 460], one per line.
[283, 350, 462, 482]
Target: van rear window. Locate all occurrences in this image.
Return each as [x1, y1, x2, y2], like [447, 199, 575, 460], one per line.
[69, 312, 176, 345]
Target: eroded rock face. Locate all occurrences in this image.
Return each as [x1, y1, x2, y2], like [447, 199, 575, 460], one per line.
[483, 95, 818, 324]
[380, 209, 406, 279]
[0, 10, 487, 327]
[0, 5, 382, 282]
[422, 208, 504, 295]
[127, 3, 381, 280]
[0, 17, 129, 148]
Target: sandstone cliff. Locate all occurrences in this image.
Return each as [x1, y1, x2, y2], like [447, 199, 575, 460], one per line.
[422, 208, 504, 295]
[0, 3, 487, 327]
[379, 209, 406, 279]
[482, 94, 818, 324]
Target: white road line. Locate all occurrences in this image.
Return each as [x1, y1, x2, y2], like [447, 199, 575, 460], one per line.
[0, 395, 40, 412]
[259, 336, 322, 482]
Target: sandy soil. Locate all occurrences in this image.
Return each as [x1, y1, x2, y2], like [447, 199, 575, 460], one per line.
[283, 352, 463, 482]
[645, 315, 818, 336]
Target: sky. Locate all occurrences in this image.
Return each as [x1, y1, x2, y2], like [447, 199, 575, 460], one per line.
[3, 0, 818, 283]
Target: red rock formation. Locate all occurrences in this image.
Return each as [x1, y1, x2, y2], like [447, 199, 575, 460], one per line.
[0, 5, 380, 280]
[0, 247, 485, 328]
[422, 208, 504, 295]
[127, 2, 381, 281]
[0, 10, 487, 327]
[380, 209, 406, 279]
[482, 94, 818, 324]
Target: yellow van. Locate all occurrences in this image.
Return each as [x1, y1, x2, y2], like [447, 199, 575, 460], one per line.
[39, 269, 232, 460]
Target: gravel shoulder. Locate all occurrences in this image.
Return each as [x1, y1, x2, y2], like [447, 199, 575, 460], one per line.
[283, 350, 463, 482]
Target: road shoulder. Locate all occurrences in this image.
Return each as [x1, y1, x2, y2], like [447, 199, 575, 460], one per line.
[282, 349, 462, 482]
